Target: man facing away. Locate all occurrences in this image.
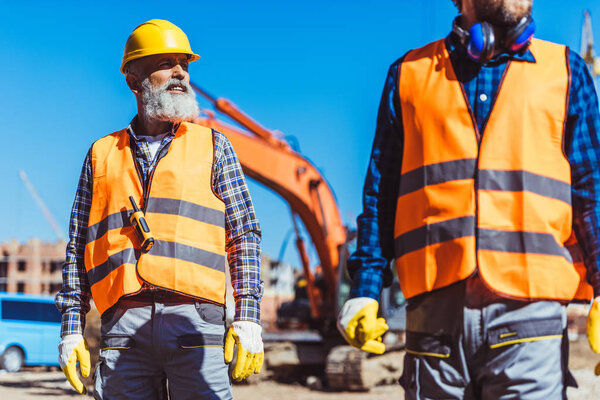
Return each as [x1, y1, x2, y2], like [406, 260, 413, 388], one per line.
[55, 19, 263, 400]
[338, 1, 600, 398]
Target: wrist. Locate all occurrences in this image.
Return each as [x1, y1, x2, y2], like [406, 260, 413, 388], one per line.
[350, 269, 383, 300]
[60, 333, 83, 342]
[234, 296, 261, 324]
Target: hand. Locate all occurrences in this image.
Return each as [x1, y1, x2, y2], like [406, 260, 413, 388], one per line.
[337, 297, 389, 355]
[58, 334, 90, 394]
[224, 321, 264, 381]
[587, 296, 600, 375]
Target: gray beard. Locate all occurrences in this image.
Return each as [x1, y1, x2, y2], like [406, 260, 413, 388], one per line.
[141, 78, 200, 123]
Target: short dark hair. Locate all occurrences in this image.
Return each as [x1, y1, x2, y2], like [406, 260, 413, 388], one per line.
[452, 0, 461, 10]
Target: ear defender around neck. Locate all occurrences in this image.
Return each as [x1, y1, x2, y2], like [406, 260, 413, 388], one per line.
[504, 15, 536, 53]
[468, 21, 495, 63]
[452, 15, 535, 64]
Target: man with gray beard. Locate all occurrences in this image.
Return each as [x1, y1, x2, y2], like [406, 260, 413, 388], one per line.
[139, 77, 200, 123]
[55, 19, 264, 399]
[338, 0, 600, 398]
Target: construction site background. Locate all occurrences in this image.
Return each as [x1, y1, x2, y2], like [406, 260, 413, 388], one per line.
[0, 239, 298, 327]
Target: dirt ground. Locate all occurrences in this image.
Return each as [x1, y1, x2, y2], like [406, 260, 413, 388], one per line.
[1, 340, 599, 400]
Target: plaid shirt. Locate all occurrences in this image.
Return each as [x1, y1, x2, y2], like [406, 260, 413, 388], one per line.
[55, 121, 263, 336]
[349, 33, 600, 300]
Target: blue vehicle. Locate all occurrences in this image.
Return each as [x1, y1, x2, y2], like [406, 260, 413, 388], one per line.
[0, 292, 61, 372]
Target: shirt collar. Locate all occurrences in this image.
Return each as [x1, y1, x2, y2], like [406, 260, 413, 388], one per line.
[446, 31, 536, 64]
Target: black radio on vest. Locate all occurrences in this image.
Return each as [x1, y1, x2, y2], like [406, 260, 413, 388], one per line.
[129, 196, 154, 252]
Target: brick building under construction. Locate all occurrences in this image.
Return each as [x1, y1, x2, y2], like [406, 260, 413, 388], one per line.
[0, 239, 65, 295]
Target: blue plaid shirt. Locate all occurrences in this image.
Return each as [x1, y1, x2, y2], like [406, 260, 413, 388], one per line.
[55, 121, 263, 336]
[349, 33, 600, 300]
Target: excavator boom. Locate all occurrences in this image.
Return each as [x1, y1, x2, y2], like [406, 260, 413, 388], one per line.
[192, 84, 347, 320]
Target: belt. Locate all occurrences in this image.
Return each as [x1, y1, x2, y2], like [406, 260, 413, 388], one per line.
[124, 289, 198, 304]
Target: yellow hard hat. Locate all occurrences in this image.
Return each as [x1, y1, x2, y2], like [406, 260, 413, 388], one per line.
[121, 19, 200, 74]
[297, 279, 308, 288]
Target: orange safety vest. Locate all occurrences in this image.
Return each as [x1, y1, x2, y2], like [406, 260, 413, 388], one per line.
[395, 38, 593, 302]
[84, 122, 227, 315]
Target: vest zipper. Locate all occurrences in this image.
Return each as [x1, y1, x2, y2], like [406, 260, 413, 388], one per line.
[142, 164, 158, 212]
[130, 146, 145, 205]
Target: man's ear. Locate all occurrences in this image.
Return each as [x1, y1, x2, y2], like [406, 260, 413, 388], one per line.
[126, 73, 141, 95]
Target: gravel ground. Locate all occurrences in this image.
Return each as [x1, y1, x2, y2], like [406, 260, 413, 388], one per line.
[1, 341, 599, 399]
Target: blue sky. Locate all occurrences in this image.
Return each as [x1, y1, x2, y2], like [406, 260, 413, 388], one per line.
[1, 0, 599, 267]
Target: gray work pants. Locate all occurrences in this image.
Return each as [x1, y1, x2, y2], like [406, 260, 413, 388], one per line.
[400, 274, 575, 400]
[93, 293, 232, 400]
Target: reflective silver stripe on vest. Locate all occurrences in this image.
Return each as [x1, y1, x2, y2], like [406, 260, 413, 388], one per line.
[145, 197, 225, 227]
[87, 211, 130, 243]
[88, 241, 226, 287]
[87, 248, 138, 286]
[86, 198, 224, 244]
[395, 216, 476, 256]
[478, 229, 573, 262]
[399, 158, 477, 196]
[147, 240, 226, 272]
[399, 159, 571, 206]
[478, 170, 571, 205]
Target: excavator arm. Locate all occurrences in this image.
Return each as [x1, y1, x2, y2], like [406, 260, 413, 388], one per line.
[192, 83, 348, 321]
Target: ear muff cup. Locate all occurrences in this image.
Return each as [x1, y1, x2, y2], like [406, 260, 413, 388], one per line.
[504, 16, 536, 53]
[467, 22, 495, 64]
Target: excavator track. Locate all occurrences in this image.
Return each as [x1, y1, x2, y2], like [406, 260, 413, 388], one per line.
[325, 345, 405, 391]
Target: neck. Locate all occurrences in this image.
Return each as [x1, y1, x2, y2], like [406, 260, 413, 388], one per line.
[460, 12, 478, 30]
[134, 112, 174, 137]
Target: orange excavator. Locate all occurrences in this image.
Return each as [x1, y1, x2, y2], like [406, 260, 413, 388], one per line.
[192, 84, 406, 390]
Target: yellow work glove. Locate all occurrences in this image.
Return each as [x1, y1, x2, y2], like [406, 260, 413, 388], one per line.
[587, 297, 600, 375]
[224, 321, 264, 381]
[58, 334, 90, 394]
[337, 297, 389, 355]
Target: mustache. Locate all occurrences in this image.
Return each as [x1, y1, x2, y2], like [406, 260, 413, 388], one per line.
[155, 78, 193, 94]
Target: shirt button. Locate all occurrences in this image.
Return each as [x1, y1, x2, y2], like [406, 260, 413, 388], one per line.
[479, 93, 488, 102]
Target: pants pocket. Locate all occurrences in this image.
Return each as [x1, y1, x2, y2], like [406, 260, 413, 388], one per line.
[195, 302, 226, 326]
[177, 333, 225, 349]
[487, 316, 563, 349]
[401, 331, 464, 399]
[405, 330, 452, 358]
[400, 331, 452, 390]
[100, 335, 136, 351]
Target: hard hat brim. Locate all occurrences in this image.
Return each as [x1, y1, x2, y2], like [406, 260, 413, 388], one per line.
[121, 51, 200, 74]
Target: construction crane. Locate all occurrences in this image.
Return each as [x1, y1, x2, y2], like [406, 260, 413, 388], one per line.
[18, 169, 66, 242]
[582, 10, 600, 90]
